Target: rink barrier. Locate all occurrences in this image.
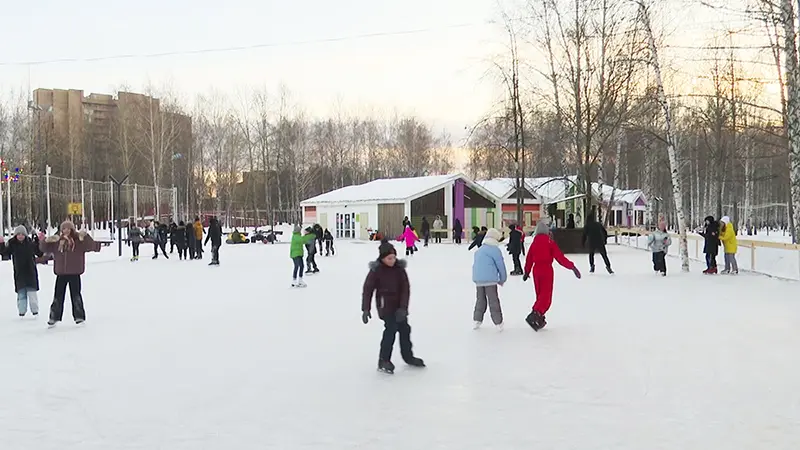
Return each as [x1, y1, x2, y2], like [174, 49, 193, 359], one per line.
[613, 227, 800, 281]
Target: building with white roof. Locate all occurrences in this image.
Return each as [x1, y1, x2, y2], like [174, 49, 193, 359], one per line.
[300, 174, 498, 240]
[475, 178, 544, 232]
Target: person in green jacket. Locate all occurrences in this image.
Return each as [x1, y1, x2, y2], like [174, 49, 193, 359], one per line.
[291, 225, 317, 287]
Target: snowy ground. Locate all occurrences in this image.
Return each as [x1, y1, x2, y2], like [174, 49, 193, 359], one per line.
[1, 241, 799, 449]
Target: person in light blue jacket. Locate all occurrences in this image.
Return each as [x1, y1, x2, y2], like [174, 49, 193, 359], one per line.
[472, 228, 507, 330]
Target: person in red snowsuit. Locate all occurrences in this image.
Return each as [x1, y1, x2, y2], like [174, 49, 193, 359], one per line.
[522, 221, 581, 330]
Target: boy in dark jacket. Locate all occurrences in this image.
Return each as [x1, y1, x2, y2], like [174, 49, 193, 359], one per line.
[152, 221, 169, 259]
[0, 225, 43, 317]
[204, 216, 223, 265]
[507, 224, 523, 275]
[323, 228, 335, 256]
[582, 213, 613, 274]
[361, 240, 425, 374]
[699, 215, 720, 274]
[174, 221, 188, 260]
[186, 222, 196, 259]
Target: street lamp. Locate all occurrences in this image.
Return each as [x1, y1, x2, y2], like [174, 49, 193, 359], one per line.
[27, 101, 52, 231]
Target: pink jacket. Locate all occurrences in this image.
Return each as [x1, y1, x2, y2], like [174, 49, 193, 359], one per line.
[397, 227, 419, 247]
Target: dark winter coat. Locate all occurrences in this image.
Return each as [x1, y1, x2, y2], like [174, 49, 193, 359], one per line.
[185, 225, 196, 245]
[362, 259, 410, 320]
[156, 224, 169, 244]
[169, 223, 178, 243]
[205, 219, 223, 246]
[701, 217, 720, 254]
[128, 226, 144, 243]
[313, 224, 323, 240]
[173, 225, 187, 247]
[453, 219, 463, 236]
[421, 219, 430, 236]
[1, 237, 42, 292]
[582, 219, 608, 249]
[323, 230, 334, 242]
[507, 228, 523, 255]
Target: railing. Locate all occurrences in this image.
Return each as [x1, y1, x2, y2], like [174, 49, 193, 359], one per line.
[613, 227, 800, 280]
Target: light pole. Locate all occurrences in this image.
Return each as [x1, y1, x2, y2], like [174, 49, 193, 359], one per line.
[171, 152, 183, 219]
[27, 100, 52, 231]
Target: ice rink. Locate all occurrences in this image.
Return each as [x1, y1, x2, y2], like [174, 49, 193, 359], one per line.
[1, 240, 798, 449]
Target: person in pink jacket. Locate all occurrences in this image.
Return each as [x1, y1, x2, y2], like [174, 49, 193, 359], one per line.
[397, 225, 419, 256]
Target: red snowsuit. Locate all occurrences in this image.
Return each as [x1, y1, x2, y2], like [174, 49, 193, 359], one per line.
[523, 234, 576, 315]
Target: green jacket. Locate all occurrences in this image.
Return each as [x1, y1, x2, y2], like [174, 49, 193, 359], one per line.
[290, 232, 315, 258]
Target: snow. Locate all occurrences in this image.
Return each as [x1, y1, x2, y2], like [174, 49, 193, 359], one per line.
[2, 242, 799, 449]
[475, 178, 541, 201]
[300, 174, 460, 205]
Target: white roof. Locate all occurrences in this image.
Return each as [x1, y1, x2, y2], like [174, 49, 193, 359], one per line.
[529, 176, 579, 203]
[301, 174, 461, 205]
[476, 178, 541, 200]
[593, 184, 645, 205]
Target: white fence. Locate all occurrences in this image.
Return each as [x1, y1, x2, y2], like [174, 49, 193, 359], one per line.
[614, 228, 800, 281]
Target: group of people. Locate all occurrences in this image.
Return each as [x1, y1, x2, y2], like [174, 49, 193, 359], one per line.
[289, 224, 335, 287]
[127, 216, 223, 265]
[1, 221, 101, 327]
[699, 215, 739, 274]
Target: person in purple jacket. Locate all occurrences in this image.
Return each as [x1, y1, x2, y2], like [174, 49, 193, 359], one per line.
[39, 220, 101, 327]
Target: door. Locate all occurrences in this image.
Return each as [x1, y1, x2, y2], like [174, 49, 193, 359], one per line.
[319, 213, 328, 231]
[486, 211, 495, 229]
[359, 213, 369, 240]
[524, 211, 533, 229]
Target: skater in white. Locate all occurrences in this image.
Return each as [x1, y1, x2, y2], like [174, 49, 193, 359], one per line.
[471, 228, 506, 330]
[0, 225, 43, 317]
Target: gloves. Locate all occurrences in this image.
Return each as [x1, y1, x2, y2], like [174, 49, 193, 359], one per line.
[361, 310, 371, 324]
[395, 308, 408, 322]
[572, 267, 582, 279]
[522, 273, 529, 282]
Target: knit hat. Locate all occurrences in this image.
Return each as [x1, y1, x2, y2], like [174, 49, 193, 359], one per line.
[485, 228, 502, 242]
[293, 224, 301, 233]
[13, 225, 27, 237]
[535, 220, 550, 235]
[720, 216, 730, 224]
[378, 241, 397, 260]
[60, 220, 76, 233]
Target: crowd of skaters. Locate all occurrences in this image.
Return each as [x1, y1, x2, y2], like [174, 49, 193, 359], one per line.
[126, 216, 223, 265]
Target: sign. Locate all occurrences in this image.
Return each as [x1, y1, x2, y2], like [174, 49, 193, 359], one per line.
[67, 203, 83, 215]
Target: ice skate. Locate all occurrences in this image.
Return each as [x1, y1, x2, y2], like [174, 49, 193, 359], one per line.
[405, 357, 426, 368]
[720, 269, 730, 275]
[525, 312, 542, 331]
[297, 279, 307, 288]
[496, 322, 504, 332]
[47, 319, 57, 328]
[606, 266, 614, 274]
[75, 319, 85, 325]
[473, 321, 482, 330]
[589, 266, 595, 273]
[291, 279, 298, 287]
[377, 359, 395, 374]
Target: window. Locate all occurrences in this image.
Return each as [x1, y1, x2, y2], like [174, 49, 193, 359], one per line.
[335, 212, 356, 238]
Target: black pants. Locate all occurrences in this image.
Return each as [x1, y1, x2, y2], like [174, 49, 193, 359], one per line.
[317, 238, 324, 254]
[454, 233, 462, 244]
[380, 315, 414, 362]
[511, 252, 522, 273]
[423, 232, 430, 247]
[50, 275, 84, 322]
[406, 246, 415, 256]
[153, 242, 168, 258]
[325, 240, 335, 256]
[211, 244, 220, 263]
[170, 241, 175, 253]
[705, 252, 718, 269]
[652, 251, 666, 273]
[306, 253, 318, 271]
[178, 244, 188, 260]
[195, 241, 203, 259]
[132, 242, 140, 257]
[589, 246, 611, 270]
[434, 232, 442, 244]
[188, 241, 196, 259]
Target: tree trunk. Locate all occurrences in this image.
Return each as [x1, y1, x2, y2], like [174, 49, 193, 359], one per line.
[781, 0, 800, 242]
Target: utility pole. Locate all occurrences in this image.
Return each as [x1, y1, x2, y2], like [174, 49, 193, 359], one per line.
[109, 174, 129, 257]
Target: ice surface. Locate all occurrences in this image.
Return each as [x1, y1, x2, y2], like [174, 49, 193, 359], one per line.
[1, 241, 799, 449]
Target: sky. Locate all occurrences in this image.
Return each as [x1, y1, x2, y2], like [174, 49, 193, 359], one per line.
[0, 0, 779, 149]
[0, 0, 510, 145]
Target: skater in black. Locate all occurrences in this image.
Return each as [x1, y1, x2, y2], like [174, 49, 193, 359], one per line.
[168, 220, 178, 254]
[174, 221, 188, 260]
[128, 219, 143, 261]
[699, 215, 720, 274]
[323, 228, 335, 256]
[0, 226, 43, 317]
[313, 223, 324, 254]
[453, 218, 463, 245]
[361, 240, 425, 374]
[186, 221, 196, 260]
[582, 212, 613, 273]
[204, 216, 222, 265]
[152, 221, 169, 259]
[507, 224, 523, 275]
[304, 227, 319, 273]
[420, 217, 430, 247]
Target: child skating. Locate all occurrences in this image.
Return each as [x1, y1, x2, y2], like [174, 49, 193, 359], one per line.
[39, 221, 101, 327]
[323, 228, 335, 256]
[290, 225, 317, 287]
[0, 226, 43, 317]
[361, 240, 425, 374]
[304, 226, 319, 274]
[522, 221, 581, 331]
[719, 216, 739, 274]
[647, 218, 671, 276]
[471, 228, 507, 330]
[398, 225, 419, 256]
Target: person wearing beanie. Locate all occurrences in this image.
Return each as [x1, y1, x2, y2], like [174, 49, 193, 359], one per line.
[362, 240, 425, 374]
[582, 212, 613, 274]
[647, 217, 671, 276]
[699, 215, 720, 274]
[719, 216, 739, 274]
[0, 225, 43, 317]
[522, 219, 581, 331]
[471, 228, 507, 330]
[290, 224, 317, 287]
[39, 220, 101, 327]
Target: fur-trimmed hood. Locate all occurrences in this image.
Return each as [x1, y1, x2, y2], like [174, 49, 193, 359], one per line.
[369, 259, 407, 271]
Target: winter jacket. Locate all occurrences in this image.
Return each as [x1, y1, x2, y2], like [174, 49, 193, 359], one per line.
[507, 228, 523, 255]
[173, 225, 187, 247]
[720, 224, 737, 254]
[468, 231, 486, 250]
[290, 232, 316, 258]
[433, 219, 443, 230]
[313, 224, 324, 240]
[421, 219, 430, 236]
[205, 219, 222, 246]
[700, 218, 720, 254]
[40, 231, 101, 276]
[362, 259, 410, 320]
[398, 226, 418, 248]
[169, 223, 178, 243]
[582, 220, 608, 249]
[128, 226, 143, 244]
[186, 225, 196, 244]
[157, 224, 169, 244]
[524, 234, 576, 274]
[1, 237, 42, 292]
[453, 220, 463, 236]
[304, 235, 317, 255]
[472, 235, 507, 286]
[323, 230, 334, 242]
[647, 230, 672, 253]
[193, 221, 204, 240]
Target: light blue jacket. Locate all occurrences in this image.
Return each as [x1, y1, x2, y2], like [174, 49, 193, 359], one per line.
[472, 239, 508, 286]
